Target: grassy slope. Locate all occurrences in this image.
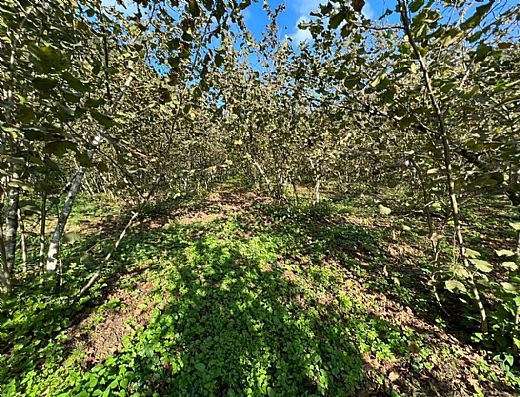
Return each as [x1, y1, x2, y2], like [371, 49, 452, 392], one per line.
[0, 192, 519, 396]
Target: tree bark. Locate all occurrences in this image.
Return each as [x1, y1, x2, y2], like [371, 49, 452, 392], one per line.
[39, 187, 47, 273]
[17, 208, 27, 273]
[5, 183, 19, 272]
[398, 0, 487, 332]
[46, 167, 87, 273]
[0, 217, 13, 293]
[46, 75, 134, 274]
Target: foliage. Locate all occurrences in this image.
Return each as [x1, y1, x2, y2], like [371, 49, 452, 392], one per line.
[1, 0, 520, 394]
[2, 194, 519, 396]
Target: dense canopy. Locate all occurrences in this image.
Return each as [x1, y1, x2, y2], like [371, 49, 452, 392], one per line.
[1, 0, 519, 395]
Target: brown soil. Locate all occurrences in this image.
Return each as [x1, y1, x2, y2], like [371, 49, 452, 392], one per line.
[68, 275, 165, 365]
[177, 211, 223, 225]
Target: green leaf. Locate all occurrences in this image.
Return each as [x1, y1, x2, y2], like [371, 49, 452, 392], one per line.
[344, 76, 360, 89]
[55, 103, 75, 121]
[62, 71, 90, 93]
[23, 126, 48, 141]
[195, 362, 206, 371]
[501, 282, 518, 294]
[215, 53, 224, 67]
[63, 232, 81, 243]
[17, 106, 35, 123]
[469, 258, 493, 273]
[502, 262, 518, 271]
[92, 111, 117, 128]
[352, 0, 365, 13]
[509, 222, 520, 231]
[62, 89, 82, 103]
[409, 0, 424, 13]
[33, 77, 58, 92]
[85, 98, 105, 108]
[77, 152, 94, 167]
[445, 279, 466, 292]
[461, 2, 493, 31]
[202, 0, 214, 11]
[88, 376, 98, 388]
[465, 248, 481, 258]
[378, 204, 391, 215]
[97, 162, 109, 173]
[329, 11, 345, 30]
[475, 43, 492, 62]
[30, 45, 69, 73]
[438, 28, 462, 47]
[43, 141, 77, 157]
[495, 249, 514, 257]
[189, 0, 200, 17]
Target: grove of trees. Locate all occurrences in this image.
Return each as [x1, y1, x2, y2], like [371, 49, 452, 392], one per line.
[1, 0, 519, 394]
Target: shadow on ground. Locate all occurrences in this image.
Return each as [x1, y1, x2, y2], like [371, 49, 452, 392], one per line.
[1, 196, 517, 396]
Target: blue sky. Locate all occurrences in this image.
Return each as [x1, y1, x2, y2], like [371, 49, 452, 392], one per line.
[102, 0, 518, 47]
[102, 0, 392, 45]
[243, 0, 392, 45]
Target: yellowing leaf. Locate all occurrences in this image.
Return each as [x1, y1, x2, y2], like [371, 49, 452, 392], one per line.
[502, 262, 518, 271]
[378, 204, 391, 215]
[495, 249, 514, 257]
[501, 282, 518, 294]
[465, 248, 481, 258]
[445, 279, 466, 292]
[469, 258, 493, 273]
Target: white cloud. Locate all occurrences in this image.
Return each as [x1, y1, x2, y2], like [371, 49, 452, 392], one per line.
[289, 0, 376, 45]
[290, 0, 324, 16]
[289, 1, 326, 46]
[362, 1, 375, 19]
[101, 0, 136, 14]
[291, 16, 313, 45]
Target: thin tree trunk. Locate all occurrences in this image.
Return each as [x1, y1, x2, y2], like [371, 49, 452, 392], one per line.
[5, 183, 19, 272]
[39, 187, 47, 273]
[17, 208, 27, 273]
[399, 0, 487, 332]
[77, 211, 139, 297]
[83, 174, 95, 196]
[516, 230, 520, 262]
[46, 76, 133, 274]
[513, 303, 520, 355]
[292, 179, 300, 205]
[46, 167, 86, 273]
[314, 177, 321, 205]
[0, 214, 13, 293]
[251, 159, 272, 193]
[411, 159, 435, 247]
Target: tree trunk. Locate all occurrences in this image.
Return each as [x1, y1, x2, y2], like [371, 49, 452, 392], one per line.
[0, 219, 13, 294]
[39, 188, 47, 273]
[313, 177, 321, 205]
[17, 208, 27, 273]
[46, 76, 133, 274]
[399, 0, 487, 332]
[46, 167, 86, 273]
[5, 184, 19, 272]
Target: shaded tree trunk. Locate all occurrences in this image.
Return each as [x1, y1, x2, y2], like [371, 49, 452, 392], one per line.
[46, 75, 133, 274]
[399, 0, 487, 332]
[5, 184, 19, 272]
[46, 167, 86, 273]
[17, 208, 27, 273]
[0, 216, 13, 293]
[39, 187, 47, 273]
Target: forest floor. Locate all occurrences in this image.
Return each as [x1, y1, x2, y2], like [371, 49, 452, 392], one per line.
[1, 189, 519, 396]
